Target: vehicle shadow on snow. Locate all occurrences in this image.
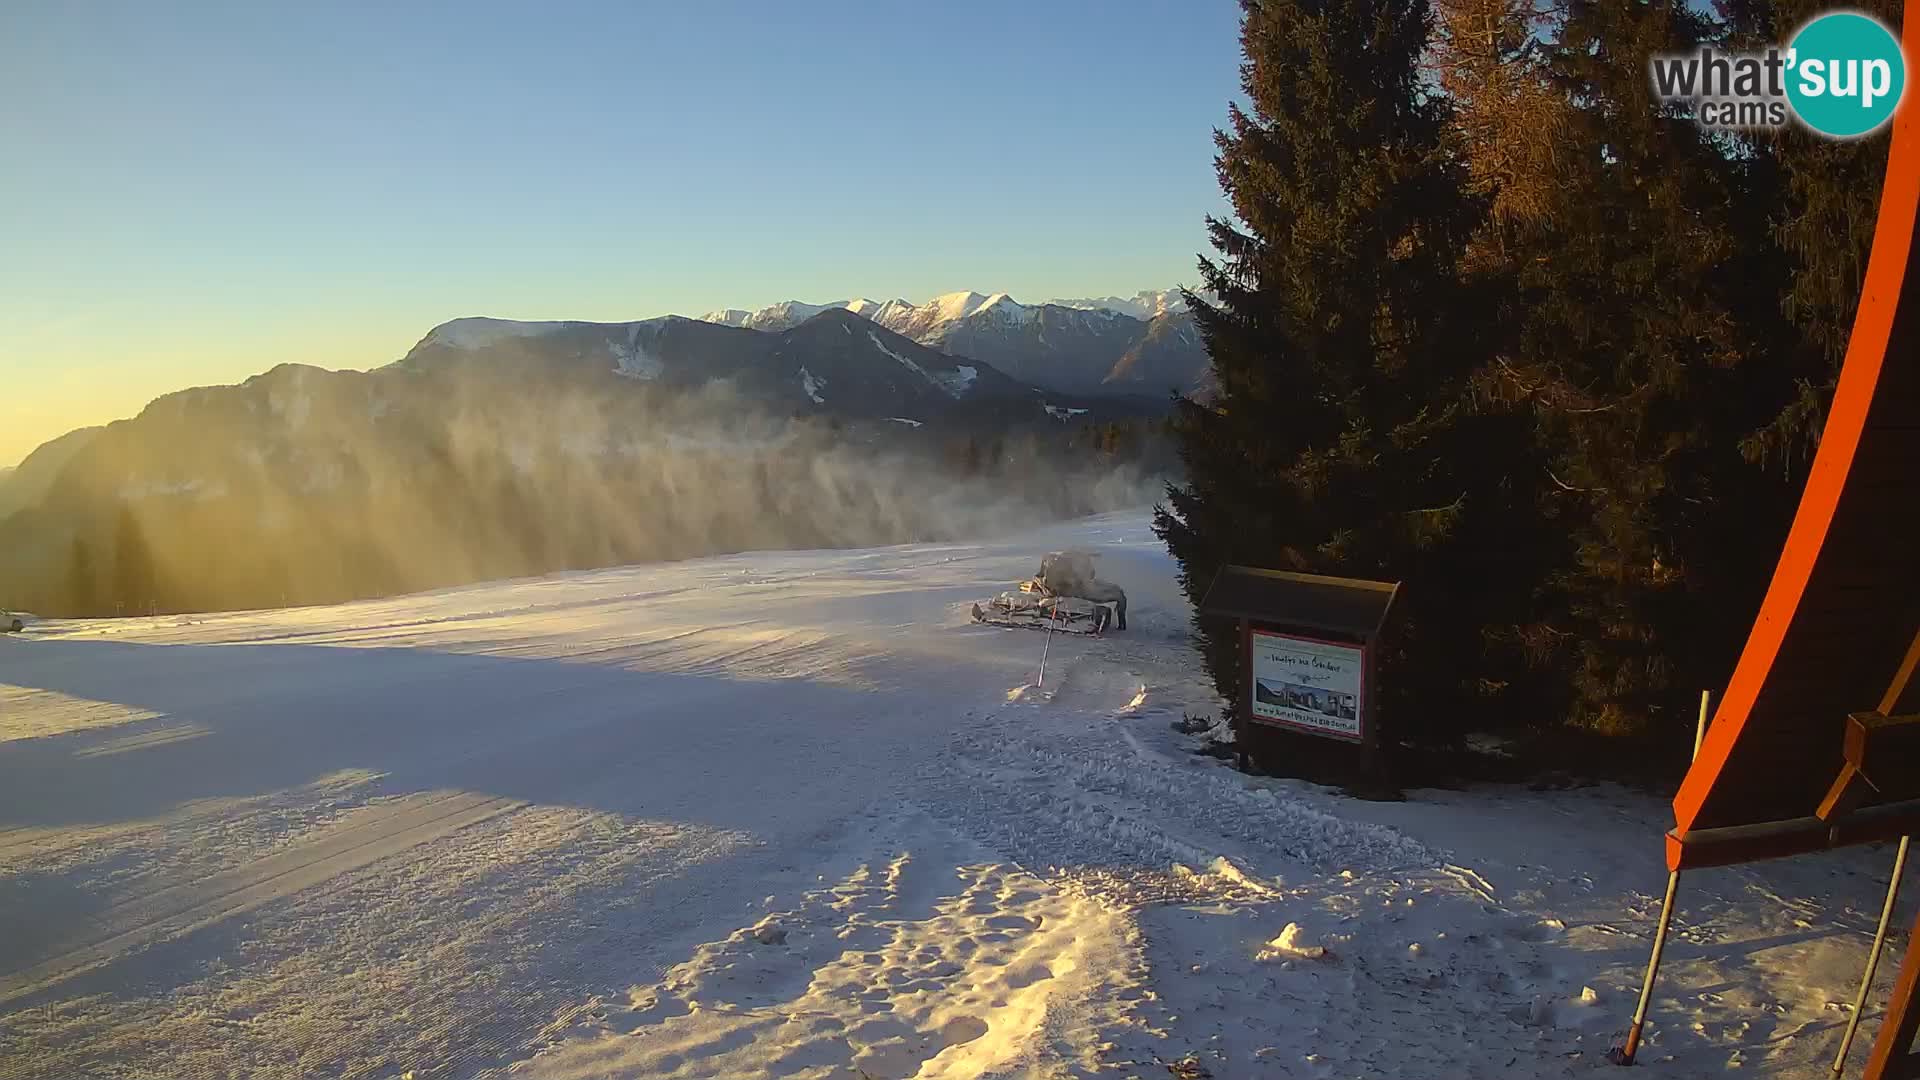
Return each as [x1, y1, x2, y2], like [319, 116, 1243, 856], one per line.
[0, 637, 890, 833]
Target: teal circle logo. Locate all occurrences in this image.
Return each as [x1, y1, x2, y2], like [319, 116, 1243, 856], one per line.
[1787, 13, 1906, 138]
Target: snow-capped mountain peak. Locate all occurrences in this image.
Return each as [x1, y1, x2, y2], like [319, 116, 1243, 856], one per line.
[1044, 289, 1190, 320]
[842, 298, 903, 320]
[683, 287, 1208, 396]
[694, 289, 1183, 338]
[699, 301, 848, 332]
[928, 290, 995, 323]
[971, 293, 1030, 321]
[404, 285, 1208, 403]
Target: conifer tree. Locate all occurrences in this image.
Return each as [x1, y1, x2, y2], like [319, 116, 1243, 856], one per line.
[66, 536, 97, 617]
[1727, 0, 1900, 472]
[112, 505, 158, 615]
[1466, 0, 1807, 735]
[1432, 0, 1569, 235]
[1156, 0, 1513, 776]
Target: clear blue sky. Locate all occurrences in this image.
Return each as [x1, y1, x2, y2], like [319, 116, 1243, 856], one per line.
[0, 1, 1243, 466]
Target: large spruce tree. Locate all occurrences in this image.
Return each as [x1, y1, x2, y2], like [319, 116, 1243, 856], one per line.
[1441, 0, 1845, 739]
[1156, 0, 1519, 777]
[1726, 0, 1899, 472]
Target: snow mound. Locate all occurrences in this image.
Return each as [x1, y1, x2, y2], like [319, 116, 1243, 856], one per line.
[1257, 922, 1333, 962]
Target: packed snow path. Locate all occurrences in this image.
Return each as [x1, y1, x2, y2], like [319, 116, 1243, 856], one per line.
[0, 512, 1911, 1078]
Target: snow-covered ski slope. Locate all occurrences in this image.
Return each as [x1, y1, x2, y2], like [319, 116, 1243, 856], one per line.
[0, 511, 1909, 1078]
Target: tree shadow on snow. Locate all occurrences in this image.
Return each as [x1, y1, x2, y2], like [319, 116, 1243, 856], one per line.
[0, 637, 885, 833]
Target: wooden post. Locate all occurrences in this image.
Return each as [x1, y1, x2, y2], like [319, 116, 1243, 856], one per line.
[1613, 691, 1712, 1066]
[1362, 639, 1383, 788]
[1612, 870, 1682, 1065]
[1237, 618, 1251, 772]
[1838, 836, 1911, 1075]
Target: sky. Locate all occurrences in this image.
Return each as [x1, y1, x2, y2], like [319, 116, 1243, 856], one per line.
[0, 1, 1244, 466]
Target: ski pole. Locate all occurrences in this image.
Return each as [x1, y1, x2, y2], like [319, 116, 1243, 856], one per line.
[1037, 606, 1057, 687]
[1613, 690, 1713, 1066]
[1833, 835, 1910, 1075]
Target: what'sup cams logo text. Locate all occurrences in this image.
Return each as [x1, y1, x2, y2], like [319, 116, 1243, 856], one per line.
[1650, 11, 1907, 138]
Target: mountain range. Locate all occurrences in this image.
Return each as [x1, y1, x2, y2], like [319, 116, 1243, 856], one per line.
[0, 297, 1182, 618]
[5, 304, 1171, 529]
[1, 283, 1205, 540]
[698, 289, 1207, 396]
[403, 308, 1034, 418]
[5, 286, 1209, 504]
[0, 292, 1201, 616]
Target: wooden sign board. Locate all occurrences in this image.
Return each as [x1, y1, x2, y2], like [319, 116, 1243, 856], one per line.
[1199, 566, 1398, 752]
[1248, 628, 1366, 742]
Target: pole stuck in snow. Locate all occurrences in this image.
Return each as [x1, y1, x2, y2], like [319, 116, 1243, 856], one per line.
[1613, 870, 1681, 1065]
[1612, 690, 1714, 1066]
[1036, 605, 1058, 687]
[1833, 835, 1911, 1076]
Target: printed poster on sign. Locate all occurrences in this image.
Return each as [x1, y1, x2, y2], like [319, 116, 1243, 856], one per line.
[1249, 630, 1364, 741]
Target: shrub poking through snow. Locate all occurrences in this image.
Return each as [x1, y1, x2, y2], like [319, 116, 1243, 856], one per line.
[1172, 713, 1214, 735]
[1166, 1053, 1214, 1079]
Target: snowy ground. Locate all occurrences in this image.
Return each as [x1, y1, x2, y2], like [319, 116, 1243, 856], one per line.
[0, 510, 1911, 1079]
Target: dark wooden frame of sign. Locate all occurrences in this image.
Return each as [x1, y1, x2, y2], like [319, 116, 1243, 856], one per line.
[1198, 566, 1399, 773]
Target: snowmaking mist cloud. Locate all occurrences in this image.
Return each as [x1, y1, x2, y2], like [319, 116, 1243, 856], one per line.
[0, 365, 1166, 616]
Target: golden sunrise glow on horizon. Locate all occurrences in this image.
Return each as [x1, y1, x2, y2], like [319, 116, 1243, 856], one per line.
[1, 317, 417, 467]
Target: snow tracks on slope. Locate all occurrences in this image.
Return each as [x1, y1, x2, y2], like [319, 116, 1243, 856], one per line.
[509, 815, 1139, 1080]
